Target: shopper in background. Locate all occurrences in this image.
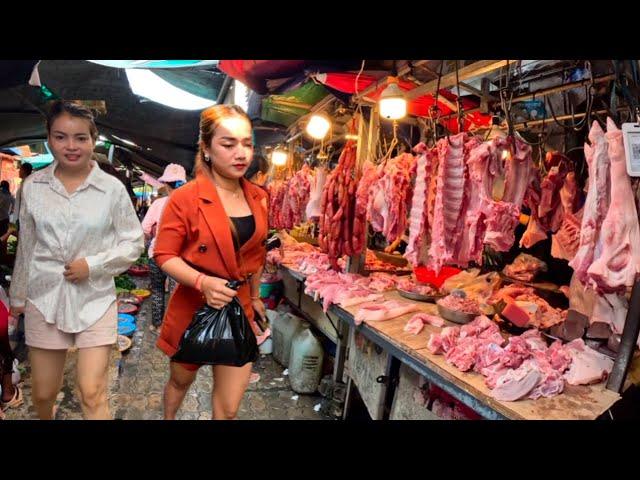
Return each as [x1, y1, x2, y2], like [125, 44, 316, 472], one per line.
[154, 105, 268, 420]
[12, 162, 33, 225]
[9, 100, 144, 420]
[0, 181, 14, 238]
[141, 163, 186, 334]
[0, 285, 21, 417]
[244, 154, 269, 187]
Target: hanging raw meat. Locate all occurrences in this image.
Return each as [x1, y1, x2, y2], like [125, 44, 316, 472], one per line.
[280, 164, 312, 229]
[551, 172, 584, 261]
[483, 136, 534, 252]
[405, 143, 435, 265]
[366, 152, 416, 246]
[569, 121, 611, 283]
[451, 135, 485, 267]
[268, 166, 313, 230]
[305, 166, 328, 220]
[521, 160, 574, 250]
[352, 160, 378, 255]
[268, 180, 288, 230]
[586, 118, 640, 293]
[454, 141, 493, 265]
[427, 133, 467, 273]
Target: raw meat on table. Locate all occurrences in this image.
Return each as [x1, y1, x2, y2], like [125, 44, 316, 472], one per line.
[427, 326, 461, 355]
[396, 277, 438, 296]
[437, 294, 481, 315]
[404, 316, 426, 335]
[354, 300, 420, 326]
[404, 312, 445, 335]
[562, 339, 614, 386]
[503, 253, 547, 282]
[489, 284, 565, 329]
[491, 361, 542, 401]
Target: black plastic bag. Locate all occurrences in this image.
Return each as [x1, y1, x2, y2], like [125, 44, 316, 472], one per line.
[172, 281, 258, 367]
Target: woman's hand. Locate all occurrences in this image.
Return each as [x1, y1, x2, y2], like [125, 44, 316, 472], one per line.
[201, 276, 237, 309]
[252, 297, 266, 322]
[10, 305, 24, 316]
[63, 258, 90, 283]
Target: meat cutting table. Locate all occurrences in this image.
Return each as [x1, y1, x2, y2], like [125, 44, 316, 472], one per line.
[279, 265, 639, 420]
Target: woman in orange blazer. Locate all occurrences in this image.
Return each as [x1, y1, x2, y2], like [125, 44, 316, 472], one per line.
[153, 105, 268, 420]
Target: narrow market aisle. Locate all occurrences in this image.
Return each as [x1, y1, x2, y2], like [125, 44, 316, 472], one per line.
[5, 276, 327, 420]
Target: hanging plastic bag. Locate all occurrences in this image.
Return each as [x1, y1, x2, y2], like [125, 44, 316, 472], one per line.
[172, 280, 258, 367]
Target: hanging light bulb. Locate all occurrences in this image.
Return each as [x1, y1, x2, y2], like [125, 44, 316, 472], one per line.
[270, 147, 288, 166]
[378, 77, 407, 120]
[306, 113, 331, 140]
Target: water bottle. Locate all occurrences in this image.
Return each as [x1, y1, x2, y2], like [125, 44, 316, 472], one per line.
[289, 323, 324, 394]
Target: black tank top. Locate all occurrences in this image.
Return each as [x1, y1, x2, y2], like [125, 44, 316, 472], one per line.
[230, 215, 255, 249]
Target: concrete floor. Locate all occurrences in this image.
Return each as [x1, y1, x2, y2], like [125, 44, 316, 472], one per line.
[4, 276, 328, 421]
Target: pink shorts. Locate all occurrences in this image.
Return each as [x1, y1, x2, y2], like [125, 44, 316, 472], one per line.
[25, 301, 118, 350]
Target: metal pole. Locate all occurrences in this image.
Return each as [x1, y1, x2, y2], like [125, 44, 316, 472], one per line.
[332, 318, 350, 384]
[303, 134, 346, 155]
[510, 74, 616, 103]
[512, 110, 609, 130]
[107, 143, 115, 164]
[286, 131, 303, 143]
[606, 281, 640, 393]
[439, 74, 616, 123]
[216, 75, 233, 104]
[378, 355, 401, 420]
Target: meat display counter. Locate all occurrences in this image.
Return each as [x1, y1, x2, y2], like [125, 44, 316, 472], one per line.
[278, 264, 640, 420]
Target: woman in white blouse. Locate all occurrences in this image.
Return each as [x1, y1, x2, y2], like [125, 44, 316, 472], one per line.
[9, 101, 144, 420]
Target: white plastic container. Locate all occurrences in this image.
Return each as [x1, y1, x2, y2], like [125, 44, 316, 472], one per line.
[289, 323, 324, 394]
[272, 312, 305, 367]
[259, 337, 273, 355]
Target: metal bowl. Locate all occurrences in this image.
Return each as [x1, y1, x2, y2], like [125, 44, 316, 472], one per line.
[436, 303, 477, 324]
[397, 288, 444, 303]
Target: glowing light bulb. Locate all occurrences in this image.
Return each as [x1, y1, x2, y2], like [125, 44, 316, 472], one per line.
[306, 114, 331, 140]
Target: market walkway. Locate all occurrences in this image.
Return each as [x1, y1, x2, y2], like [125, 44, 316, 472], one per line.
[4, 277, 327, 421]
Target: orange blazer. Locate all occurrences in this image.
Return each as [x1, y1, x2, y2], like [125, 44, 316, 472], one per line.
[153, 172, 268, 357]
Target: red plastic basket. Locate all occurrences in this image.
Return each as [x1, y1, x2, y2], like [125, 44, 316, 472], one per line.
[413, 266, 461, 288]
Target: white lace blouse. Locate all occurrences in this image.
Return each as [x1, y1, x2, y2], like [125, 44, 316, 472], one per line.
[9, 161, 144, 333]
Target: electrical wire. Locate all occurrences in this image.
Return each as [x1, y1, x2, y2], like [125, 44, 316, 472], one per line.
[455, 60, 464, 133]
[428, 61, 445, 145]
[354, 60, 366, 98]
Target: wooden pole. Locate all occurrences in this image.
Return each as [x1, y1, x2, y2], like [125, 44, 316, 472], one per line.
[347, 111, 369, 274]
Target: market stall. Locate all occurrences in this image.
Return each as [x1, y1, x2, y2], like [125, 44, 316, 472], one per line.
[256, 59, 640, 420]
[275, 260, 639, 420]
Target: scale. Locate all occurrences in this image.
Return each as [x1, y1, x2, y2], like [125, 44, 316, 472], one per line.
[622, 120, 640, 177]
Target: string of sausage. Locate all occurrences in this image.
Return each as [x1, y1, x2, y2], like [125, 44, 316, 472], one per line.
[319, 141, 359, 270]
